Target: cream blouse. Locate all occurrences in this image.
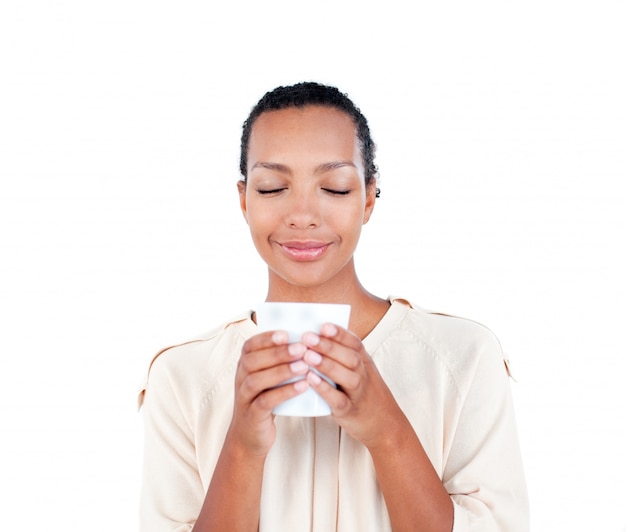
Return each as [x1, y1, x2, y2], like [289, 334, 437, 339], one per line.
[139, 298, 529, 531]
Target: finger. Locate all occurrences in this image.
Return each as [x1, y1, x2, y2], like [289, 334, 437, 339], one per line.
[300, 331, 363, 373]
[251, 378, 311, 413]
[299, 327, 369, 394]
[237, 358, 310, 404]
[320, 323, 363, 351]
[303, 347, 361, 393]
[239, 334, 306, 376]
[305, 370, 351, 414]
[303, 324, 365, 359]
[241, 330, 289, 355]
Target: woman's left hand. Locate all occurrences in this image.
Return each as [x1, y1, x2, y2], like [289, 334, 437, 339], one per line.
[299, 324, 404, 448]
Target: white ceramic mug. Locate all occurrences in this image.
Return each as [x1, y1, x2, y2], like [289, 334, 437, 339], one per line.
[255, 302, 351, 416]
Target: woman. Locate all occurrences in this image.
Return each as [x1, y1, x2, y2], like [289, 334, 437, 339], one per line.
[139, 82, 529, 531]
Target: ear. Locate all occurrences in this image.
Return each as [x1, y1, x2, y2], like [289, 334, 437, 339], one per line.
[362, 181, 377, 224]
[237, 180, 249, 223]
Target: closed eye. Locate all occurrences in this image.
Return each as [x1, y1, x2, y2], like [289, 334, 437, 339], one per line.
[256, 188, 286, 195]
[322, 188, 351, 195]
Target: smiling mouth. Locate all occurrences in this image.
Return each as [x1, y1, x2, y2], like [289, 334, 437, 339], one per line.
[278, 242, 330, 261]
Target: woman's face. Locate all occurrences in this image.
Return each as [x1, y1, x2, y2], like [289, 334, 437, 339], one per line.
[239, 105, 376, 292]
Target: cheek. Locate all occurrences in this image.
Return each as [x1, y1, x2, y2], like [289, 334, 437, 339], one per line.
[246, 208, 275, 240]
[245, 198, 267, 223]
[329, 202, 365, 230]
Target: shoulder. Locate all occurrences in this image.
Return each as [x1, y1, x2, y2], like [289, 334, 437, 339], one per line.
[391, 297, 502, 352]
[389, 298, 508, 386]
[413, 306, 500, 351]
[138, 312, 255, 408]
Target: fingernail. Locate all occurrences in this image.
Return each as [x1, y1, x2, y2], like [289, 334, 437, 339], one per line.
[290, 360, 308, 373]
[304, 350, 322, 365]
[272, 331, 288, 344]
[294, 379, 309, 392]
[321, 323, 337, 336]
[301, 332, 320, 346]
[288, 343, 307, 356]
[307, 372, 322, 385]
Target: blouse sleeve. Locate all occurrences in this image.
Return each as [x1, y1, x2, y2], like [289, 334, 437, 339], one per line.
[443, 330, 529, 532]
[139, 351, 203, 532]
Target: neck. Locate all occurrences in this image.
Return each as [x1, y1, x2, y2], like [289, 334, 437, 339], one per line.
[265, 258, 363, 304]
[264, 260, 390, 339]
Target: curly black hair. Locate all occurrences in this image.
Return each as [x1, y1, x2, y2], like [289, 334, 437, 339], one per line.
[239, 82, 379, 187]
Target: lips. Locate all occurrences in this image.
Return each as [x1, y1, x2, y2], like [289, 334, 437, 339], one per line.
[278, 241, 330, 261]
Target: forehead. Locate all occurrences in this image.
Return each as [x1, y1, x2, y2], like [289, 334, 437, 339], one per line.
[249, 105, 358, 154]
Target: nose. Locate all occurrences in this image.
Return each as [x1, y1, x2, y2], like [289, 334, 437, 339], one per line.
[284, 190, 321, 229]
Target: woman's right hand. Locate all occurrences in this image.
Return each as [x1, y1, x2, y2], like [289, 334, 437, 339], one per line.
[226, 330, 310, 456]
[196, 330, 309, 531]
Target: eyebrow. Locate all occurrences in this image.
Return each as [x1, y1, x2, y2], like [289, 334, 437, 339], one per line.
[314, 161, 357, 174]
[250, 161, 356, 175]
[250, 162, 292, 174]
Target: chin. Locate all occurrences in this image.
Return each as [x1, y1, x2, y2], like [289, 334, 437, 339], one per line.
[272, 266, 348, 292]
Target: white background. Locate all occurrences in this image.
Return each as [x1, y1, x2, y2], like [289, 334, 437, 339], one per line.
[1, 1, 624, 530]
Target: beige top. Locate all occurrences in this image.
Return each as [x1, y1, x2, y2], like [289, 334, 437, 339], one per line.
[139, 298, 529, 531]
